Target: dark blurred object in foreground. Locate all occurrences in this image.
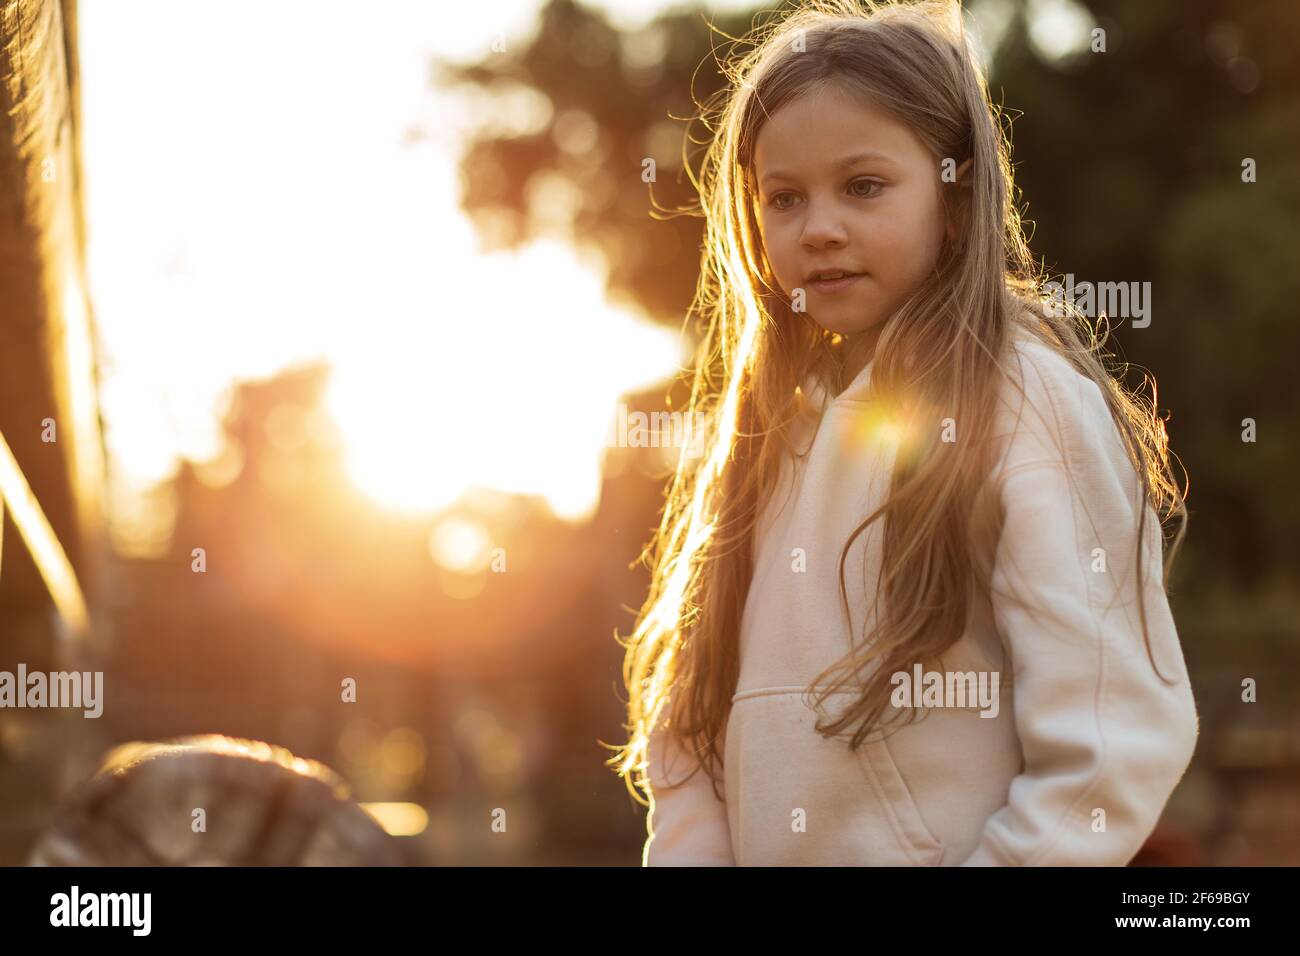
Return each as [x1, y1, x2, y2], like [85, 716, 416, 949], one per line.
[1129, 823, 1205, 866]
[27, 735, 402, 866]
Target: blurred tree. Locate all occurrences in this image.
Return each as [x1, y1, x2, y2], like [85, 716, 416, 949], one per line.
[436, 0, 765, 326]
[988, 0, 1300, 604]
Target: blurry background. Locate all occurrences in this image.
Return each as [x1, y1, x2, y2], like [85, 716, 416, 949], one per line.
[1, 0, 1296, 865]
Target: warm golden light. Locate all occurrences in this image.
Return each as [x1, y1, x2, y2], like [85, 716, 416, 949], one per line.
[324, 239, 683, 523]
[845, 403, 911, 453]
[78, 3, 689, 552]
[359, 802, 429, 837]
[428, 516, 493, 574]
[0, 429, 90, 642]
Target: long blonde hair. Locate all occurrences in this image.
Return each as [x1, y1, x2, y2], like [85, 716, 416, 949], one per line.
[605, 0, 1187, 805]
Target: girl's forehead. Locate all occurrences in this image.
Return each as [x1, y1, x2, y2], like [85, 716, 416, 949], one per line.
[750, 90, 931, 180]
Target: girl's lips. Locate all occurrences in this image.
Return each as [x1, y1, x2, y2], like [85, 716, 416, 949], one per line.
[808, 273, 864, 294]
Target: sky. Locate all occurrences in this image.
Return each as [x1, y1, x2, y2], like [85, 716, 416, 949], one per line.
[78, 1, 708, 554]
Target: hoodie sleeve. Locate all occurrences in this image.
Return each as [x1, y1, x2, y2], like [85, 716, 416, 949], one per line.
[957, 344, 1199, 866]
[642, 685, 735, 866]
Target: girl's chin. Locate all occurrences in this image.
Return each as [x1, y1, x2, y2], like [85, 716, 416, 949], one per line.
[810, 317, 879, 337]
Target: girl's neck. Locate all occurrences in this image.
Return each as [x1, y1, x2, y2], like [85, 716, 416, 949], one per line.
[832, 326, 880, 396]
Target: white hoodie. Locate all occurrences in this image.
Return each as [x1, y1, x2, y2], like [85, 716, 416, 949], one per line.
[643, 331, 1199, 866]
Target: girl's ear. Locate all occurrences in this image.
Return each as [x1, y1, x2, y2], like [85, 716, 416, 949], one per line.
[944, 157, 974, 245]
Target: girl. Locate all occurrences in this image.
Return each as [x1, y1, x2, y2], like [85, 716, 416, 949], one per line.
[606, 0, 1198, 866]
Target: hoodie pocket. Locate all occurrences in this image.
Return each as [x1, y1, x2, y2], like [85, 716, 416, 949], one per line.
[855, 734, 946, 866]
[729, 686, 951, 865]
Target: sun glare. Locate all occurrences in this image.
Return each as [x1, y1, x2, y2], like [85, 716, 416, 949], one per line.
[78, 2, 687, 551]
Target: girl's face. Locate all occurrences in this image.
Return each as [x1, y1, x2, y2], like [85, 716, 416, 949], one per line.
[752, 84, 959, 341]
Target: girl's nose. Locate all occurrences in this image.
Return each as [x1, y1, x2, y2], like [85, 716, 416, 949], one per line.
[799, 200, 848, 248]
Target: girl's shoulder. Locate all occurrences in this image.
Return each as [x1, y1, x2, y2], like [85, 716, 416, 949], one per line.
[992, 321, 1123, 477]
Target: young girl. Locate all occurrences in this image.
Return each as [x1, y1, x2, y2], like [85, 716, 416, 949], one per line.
[607, 0, 1198, 866]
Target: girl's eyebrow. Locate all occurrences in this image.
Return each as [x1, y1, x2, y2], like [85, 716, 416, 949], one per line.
[759, 151, 898, 186]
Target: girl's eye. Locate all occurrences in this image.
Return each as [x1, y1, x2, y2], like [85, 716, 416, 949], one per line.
[767, 178, 883, 209]
[848, 178, 884, 198]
